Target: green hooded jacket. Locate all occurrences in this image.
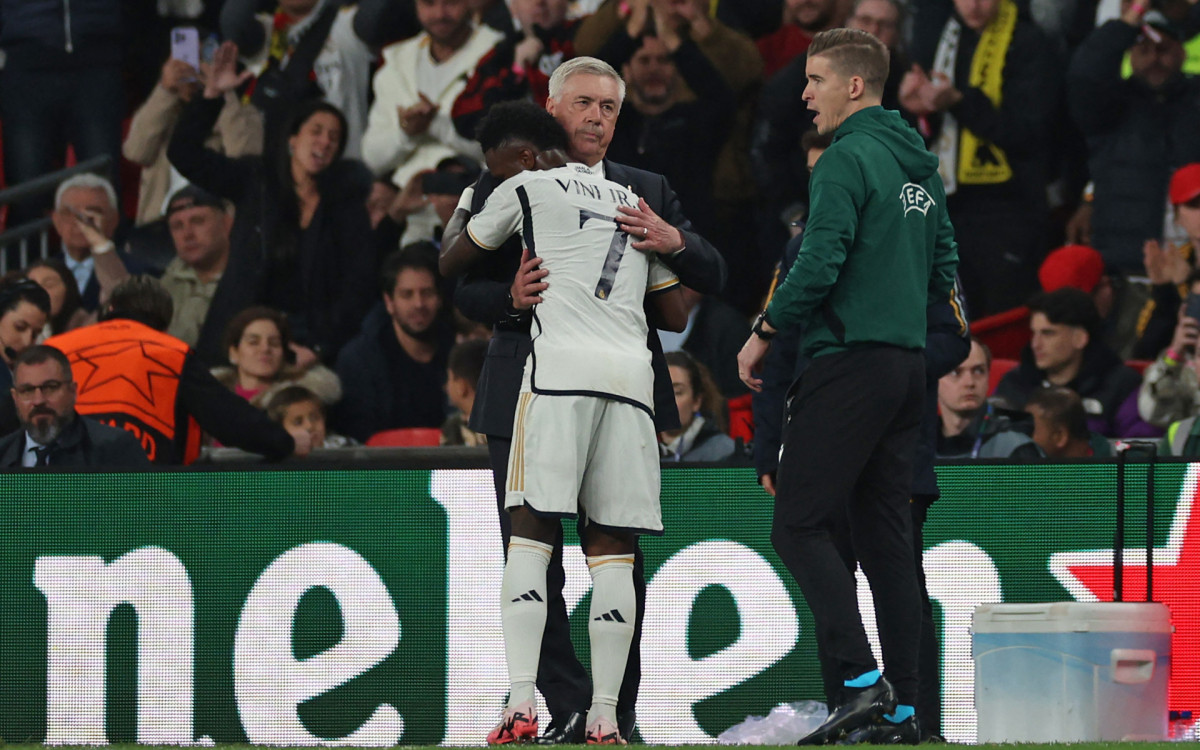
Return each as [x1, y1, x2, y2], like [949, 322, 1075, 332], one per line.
[765, 106, 959, 358]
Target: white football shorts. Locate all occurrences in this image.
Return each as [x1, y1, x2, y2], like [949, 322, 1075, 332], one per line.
[505, 391, 663, 534]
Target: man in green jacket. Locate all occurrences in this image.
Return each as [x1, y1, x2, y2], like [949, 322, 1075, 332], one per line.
[737, 28, 958, 745]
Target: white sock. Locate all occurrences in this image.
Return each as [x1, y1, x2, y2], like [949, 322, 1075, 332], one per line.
[586, 554, 636, 727]
[501, 537, 553, 707]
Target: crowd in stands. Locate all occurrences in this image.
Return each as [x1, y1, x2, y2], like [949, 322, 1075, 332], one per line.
[2, 0, 1200, 464]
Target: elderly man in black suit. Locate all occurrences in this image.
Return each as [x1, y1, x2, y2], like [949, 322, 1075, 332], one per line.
[443, 56, 725, 744]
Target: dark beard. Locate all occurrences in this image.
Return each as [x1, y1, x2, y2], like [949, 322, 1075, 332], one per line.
[398, 319, 439, 343]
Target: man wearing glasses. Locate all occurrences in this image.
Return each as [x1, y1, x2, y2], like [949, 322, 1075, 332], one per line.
[0, 345, 149, 468]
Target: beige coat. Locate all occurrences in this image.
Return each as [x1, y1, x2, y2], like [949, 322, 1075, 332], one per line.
[123, 88, 263, 225]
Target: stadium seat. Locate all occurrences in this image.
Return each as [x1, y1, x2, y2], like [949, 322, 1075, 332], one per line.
[727, 393, 753, 442]
[366, 427, 443, 447]
[973, 305, 1031, 360]
[988, 358, 1019, 396]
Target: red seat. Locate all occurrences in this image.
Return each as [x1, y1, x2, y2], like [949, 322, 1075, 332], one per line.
[366, 427, 443, 447]
[727, 393, 754, 442]
[1126, 359, 1153, 375]
[972, 306, 1031, 360]
[988, 358, 1019, 396]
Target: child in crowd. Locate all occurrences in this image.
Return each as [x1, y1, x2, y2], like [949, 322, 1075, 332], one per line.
[267, 385, 356, 449]
[441, 338, 488, 447]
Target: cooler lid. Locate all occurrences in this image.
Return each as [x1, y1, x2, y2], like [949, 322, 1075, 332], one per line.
[972, 602, 1172, 633]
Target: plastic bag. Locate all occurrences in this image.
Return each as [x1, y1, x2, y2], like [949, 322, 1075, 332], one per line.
[717, 700, 829, 745]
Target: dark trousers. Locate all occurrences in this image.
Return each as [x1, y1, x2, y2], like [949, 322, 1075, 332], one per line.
[771, 347, 924, 705]
[911, 498, 941, 737]
[488, 436, 645, 720]
[0, 65, 124, 226]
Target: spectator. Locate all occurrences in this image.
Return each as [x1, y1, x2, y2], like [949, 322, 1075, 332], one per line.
[451, 0, 581, 138]
[48, 175, 135, 312]
[1068, 7, 1200, 273]
[603, 32, 735, 239]
[1025, 385, 1114, 458]
[0, 279, 53, 393]
[24, 260, 89, 341]
[46, 276, 306, 464]
[374, 155, 483, 251]
[658, 286, 749, 398]
[361, 0, 503, 186]
[335, 244, 455, 442]
[222, 0, 375, 159]
[169, 41, 377, 368]
[994, 287, 1157, 438]
[123, 54, 263, 228]
[441, 338, 488, 446]
[211, 306, 342, 411]
[756, 0, 844, 78]
[902, 0, 1062, 317]
[0, 345, 150, 468]
[937, 337, 1042, 458]
[1132, 164, 1200, 359]
[660, 350, 736, 461]
[158, 186, 234, 347]
[0, 0, 124, 227]
[1137, 269, 1200, 427]
[1037, 243, 1139, 358]
[267, 384, 357, 449]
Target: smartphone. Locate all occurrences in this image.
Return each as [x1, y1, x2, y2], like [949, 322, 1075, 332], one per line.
[171, 27, 201, 70]
[1185, 293, 1200, 323]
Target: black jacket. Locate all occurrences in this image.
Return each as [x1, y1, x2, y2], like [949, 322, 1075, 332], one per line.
[0, 0, 123, 70]
[457, 162, 726, 438]
[0, 414, 150, 468]
[1069, 20, 1200, 271]
[168, 96, 377, 367]
[333, 304, 454, 442]
[993, 342, 1143, 437]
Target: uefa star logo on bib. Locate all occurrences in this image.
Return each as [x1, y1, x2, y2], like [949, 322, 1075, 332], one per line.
[899, 183, 936, 216]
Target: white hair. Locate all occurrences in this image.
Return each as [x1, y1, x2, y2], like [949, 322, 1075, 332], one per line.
[547, 56, 626, 105]
[54, 173, 118, 213]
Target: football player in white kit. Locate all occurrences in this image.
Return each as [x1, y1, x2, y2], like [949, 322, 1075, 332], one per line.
[441, 100, 688, 745]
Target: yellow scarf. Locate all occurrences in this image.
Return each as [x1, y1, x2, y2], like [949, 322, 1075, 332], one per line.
[957, 0, 1016, 185]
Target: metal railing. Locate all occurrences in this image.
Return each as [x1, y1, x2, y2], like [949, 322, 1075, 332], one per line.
[0, 155, 113, 275]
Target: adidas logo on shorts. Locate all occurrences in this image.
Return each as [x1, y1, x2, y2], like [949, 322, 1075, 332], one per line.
[592, 609, 626, 623]
[511, 590, 544, 603]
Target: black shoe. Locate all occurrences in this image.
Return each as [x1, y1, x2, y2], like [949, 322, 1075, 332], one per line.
[617, 709, 637, 743]
[797, 678, 898, 746]
[840, 716, 920, 745]
[536, 711, 586, 744]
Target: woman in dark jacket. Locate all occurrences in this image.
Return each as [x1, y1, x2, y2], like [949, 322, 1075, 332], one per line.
[168, 41, 376, 368]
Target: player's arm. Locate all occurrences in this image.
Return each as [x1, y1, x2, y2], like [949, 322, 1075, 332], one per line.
[646, 260, 687, 332]
[439, 227, 488, 277]
[439, 178, 521, 277]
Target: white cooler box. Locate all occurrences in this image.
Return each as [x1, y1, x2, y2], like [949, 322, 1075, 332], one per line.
[972, 601, 1171, 742]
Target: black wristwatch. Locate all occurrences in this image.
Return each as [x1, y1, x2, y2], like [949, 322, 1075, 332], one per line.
[752, 310, 776, 341]
[505, 291, 527, 320]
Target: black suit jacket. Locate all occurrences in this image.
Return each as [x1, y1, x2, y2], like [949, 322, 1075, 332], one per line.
[0, 413, 151, 468]
[457, 161, 726, 438]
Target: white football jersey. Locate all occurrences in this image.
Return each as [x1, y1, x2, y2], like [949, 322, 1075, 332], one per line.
[467, 164, 679, 412]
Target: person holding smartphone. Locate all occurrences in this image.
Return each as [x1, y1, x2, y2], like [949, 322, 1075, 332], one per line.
[1138, 269, 1200, 428]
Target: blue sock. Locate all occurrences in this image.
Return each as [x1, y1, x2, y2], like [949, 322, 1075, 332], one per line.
[843, 669, 881, 689]
[884, 705, 915, 723]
